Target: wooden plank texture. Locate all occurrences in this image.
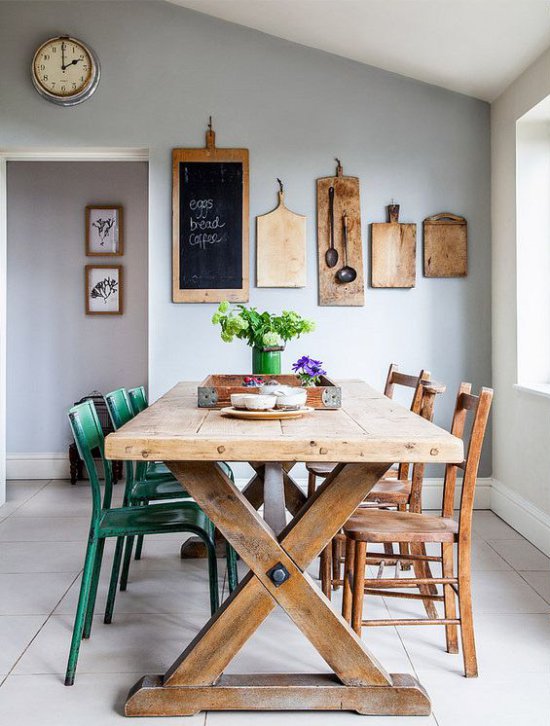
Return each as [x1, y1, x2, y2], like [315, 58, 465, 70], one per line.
[371, 222, 416, 288]
[256, 189, 306, 288]
[105, 380, 463, 465]
[423, 212, 467, 278]
[316, 163, 364, 306]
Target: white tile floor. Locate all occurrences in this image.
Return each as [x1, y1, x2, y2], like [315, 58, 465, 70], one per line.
[0, 479, 549, 725]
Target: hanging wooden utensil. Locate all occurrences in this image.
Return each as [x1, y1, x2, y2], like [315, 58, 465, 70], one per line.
[423, 212, 467, 277]
[256, 179, 306, 288]
[371, 203, 416, 288]
[316, 158, 364, 306]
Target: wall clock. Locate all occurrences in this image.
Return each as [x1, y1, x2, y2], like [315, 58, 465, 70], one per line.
[31, 35, 100, 106]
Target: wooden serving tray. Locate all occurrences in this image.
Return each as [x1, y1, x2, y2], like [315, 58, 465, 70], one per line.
[220, 406, 314, 420]
[198, 374, 341, 409]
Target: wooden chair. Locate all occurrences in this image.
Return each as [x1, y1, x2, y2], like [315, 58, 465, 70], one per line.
[342, 384, 493, 678]
[308, 364, 431, 495]
[319, 370, 444, 596]
[65, 400, 224, 685]
[104, 387, 239, 594]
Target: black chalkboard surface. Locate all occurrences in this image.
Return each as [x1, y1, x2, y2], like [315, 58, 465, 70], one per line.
[179, 162, 243, 290]
[172, 130, 249, 303]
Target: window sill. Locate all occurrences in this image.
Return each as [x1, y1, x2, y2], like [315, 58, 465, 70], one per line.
[514, 383, 550, 400]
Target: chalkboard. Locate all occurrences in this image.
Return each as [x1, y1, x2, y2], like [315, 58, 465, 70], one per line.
[172, 133, 249, 303]
[179, 162, 242, 290]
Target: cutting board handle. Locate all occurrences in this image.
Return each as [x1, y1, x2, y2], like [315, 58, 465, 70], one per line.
[335, 157, 343, 177]
[276, 178, 285, 207]
[425, 212, 465, 224]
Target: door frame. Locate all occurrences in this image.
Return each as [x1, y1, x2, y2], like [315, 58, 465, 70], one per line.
[0, 146, 148, 505]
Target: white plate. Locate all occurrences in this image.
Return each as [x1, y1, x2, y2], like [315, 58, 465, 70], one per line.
[220, 406, 315, 420]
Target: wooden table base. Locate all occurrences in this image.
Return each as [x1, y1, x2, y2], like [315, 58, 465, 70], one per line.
[126, 673, 430, 716]
[124, 460, 432, 717]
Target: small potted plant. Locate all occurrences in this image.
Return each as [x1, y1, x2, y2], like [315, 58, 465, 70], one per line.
[292, 356, 327, 387]
[212, 302, 315, 374]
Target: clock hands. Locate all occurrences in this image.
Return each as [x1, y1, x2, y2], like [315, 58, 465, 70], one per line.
[61, 41, 66, 71]
[62, 58, 83, 71]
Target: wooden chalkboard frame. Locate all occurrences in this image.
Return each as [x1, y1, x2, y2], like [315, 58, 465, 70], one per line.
[172, 124, 249, 303]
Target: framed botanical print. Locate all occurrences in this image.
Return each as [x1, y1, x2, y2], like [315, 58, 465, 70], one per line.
[86, 206, 123, 256]
[85, 265, 123, 315]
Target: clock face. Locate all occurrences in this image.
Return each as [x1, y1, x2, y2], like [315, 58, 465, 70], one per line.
[32, 36, 100, 106]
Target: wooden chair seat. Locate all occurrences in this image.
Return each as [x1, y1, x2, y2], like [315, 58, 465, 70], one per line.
[306, 462, 336, 477]
[363, 478, 411, 505]
[306, 462, 400, 479]
[344, 509, 458, 543]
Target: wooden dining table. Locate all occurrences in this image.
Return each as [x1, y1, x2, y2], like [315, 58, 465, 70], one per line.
[105, 379, 463, 717]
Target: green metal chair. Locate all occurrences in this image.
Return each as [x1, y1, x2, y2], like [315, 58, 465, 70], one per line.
[104, 388, 238, 594]
[65, 400, 222, 686]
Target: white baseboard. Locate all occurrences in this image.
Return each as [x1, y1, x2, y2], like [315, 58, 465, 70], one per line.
[7, 452, 68, 480]
[491, 479, 550, 557]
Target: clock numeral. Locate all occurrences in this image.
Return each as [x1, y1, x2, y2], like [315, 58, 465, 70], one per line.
[43, 54, 50, 60]
[43, 75, 48, 81]
[61, 86, 66, 92]
[83, 65, 88, 71]
[52, 46, 57, 53]
[40, 64, 46, 70]
[72, 83, 77, 89]
[80, 76, 84, 82]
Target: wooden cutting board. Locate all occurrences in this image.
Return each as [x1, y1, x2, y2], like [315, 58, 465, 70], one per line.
[256, 184, 306, 288]
[316, 160, 364, 306]
[423, 212, 467, 277]
[371, 204, 416, 288]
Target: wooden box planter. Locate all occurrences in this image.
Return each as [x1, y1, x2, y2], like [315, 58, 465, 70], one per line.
[197, 374, 341, 409]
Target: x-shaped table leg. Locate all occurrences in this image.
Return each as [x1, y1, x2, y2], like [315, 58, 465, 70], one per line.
[125, 461, 431, 717]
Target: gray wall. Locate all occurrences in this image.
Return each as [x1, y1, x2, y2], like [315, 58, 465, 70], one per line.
[0, 2, 492, 473]
[7, 161, 148, 453]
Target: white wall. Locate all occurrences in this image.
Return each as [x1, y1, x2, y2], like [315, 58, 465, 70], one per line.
[491, 46, 550, 554]
[0, 2, 492, 479]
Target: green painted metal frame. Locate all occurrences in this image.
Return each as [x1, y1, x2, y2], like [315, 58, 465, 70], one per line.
[65, 400, 223, 687]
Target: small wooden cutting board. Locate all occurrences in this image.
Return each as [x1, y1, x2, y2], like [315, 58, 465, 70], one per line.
[423, 212, 467, 277]
[256, 186, 306, 288]
[372, 205, 416, 288]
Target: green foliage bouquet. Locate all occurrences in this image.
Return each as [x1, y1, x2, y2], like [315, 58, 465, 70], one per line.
[212, 301, 315, 351]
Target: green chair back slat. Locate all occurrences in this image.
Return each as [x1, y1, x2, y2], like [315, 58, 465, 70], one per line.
[68, 401, 113, 515]
[128, 385, 148, 414]
[104, 388, 137, 492]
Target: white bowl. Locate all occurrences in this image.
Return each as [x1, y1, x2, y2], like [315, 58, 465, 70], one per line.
[274, 389, 308, 410]
[230, 393, 257, 410]
[258, 382, 287, 395]
[244, 394, 277, 411]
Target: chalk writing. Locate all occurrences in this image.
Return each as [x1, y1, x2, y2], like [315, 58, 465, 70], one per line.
[188, 198, 227, 250]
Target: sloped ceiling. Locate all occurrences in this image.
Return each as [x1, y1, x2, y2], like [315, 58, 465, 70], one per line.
[170, 0, 550, 101]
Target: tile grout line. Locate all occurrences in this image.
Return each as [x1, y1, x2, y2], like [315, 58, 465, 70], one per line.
[0, 568, 83, 687]
[1, 478, 53, 520]
[484, 539, 550, 604]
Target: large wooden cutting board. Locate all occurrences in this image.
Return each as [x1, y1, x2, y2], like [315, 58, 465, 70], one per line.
[423, 212, 467, 277]
[256, 188, 306, 288]
[316, 161, 364, 306]
[371, 205, 416, 288]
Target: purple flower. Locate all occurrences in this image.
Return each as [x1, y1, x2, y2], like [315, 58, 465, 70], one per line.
[292, 356, 326, 378]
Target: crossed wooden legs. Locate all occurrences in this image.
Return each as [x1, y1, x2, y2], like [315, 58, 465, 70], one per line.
[124, 461, 431, 716]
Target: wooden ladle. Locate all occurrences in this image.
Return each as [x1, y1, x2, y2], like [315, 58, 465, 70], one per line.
[336, 212, 357, 283]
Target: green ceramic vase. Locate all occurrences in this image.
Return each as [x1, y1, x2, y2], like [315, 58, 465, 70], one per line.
[252, 347, 282, 375]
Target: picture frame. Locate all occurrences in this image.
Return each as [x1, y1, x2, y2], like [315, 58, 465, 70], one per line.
[86, 205, 123, 256]
[85, 265, 123, 315]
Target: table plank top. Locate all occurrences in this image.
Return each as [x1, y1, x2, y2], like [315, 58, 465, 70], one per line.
[105, 380, 464, 464]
